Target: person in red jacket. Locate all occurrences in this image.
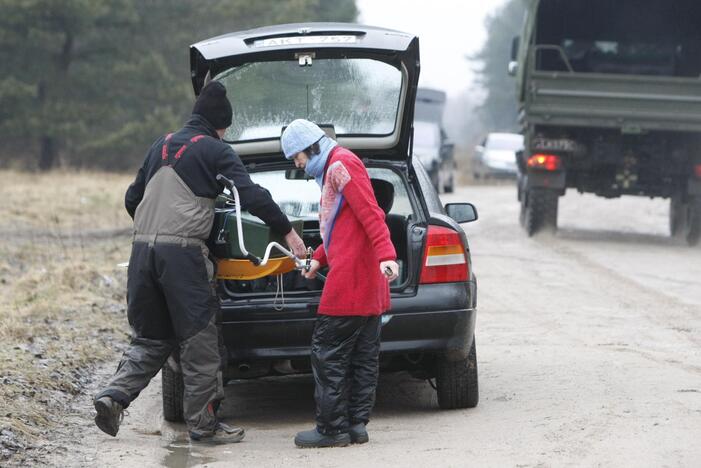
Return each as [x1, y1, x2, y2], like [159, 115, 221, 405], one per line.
[281, 119, 399, 448]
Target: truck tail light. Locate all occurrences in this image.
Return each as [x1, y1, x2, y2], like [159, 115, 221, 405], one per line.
[694, 163, 701, 179]
[527, 153, 561, 171]
[420, 225, 468, 284]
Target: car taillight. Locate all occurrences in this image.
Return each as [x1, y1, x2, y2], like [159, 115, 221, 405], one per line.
[527, 153, 561, 171]
[694, 163, 701, 179]
[420, 225, 468, 284]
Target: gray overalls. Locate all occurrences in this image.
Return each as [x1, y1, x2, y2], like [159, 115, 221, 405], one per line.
[97, 133, 223, 434]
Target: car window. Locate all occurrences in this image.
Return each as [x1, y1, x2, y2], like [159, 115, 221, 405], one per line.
[249, 167, 414, 219]
[486, 134, 523, 151]
[412, 158, 444, 214]
[367, 167, 413, 217]
[214, 58, 403, 142]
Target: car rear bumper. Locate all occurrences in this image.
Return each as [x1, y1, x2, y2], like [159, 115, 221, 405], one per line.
[219, 282, 476, 362]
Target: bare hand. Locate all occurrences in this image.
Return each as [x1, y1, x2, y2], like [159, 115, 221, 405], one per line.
[284, 229, 306, 259]
[380, 260, 399, 282]
[303, 259, 321, 279]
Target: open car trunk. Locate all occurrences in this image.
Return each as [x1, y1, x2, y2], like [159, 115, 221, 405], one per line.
[218, 164, 421, 299]
[188, 23, 423, 296]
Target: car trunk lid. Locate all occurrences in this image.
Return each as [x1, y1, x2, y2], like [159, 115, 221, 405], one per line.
[190, 23, 420, 163]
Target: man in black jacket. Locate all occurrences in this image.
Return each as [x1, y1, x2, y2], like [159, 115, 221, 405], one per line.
[94, 82, 305, 444]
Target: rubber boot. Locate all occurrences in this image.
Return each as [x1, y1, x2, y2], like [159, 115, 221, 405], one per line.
[294, 428, 351, 448]
[348, 422, 369, 444]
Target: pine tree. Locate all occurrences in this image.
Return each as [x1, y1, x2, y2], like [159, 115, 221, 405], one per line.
[473, 0, 528, 132]
[0, 0, 358, 170]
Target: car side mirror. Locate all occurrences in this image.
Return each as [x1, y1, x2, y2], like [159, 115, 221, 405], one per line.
[508, 61, 519, 76]
[508, 36, 520, 76]
[445, 203, 478, 223]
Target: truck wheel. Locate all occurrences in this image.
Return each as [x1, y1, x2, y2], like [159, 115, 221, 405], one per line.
[685, 197, 701, 246]
[517, 176, 527, 226]
[671, 196, 701, 246]
[670, 196, 687, 238]
[524, 188, 558, 236]
[435, 336, 479, 409]
[162, 362, 184, 422]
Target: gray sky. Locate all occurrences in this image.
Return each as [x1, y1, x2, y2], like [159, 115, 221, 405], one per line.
[357, 0, 507, 97]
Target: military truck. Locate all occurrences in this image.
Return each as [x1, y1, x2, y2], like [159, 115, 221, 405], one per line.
[510, 0, 701, 245]
[414, 88, 455, 193]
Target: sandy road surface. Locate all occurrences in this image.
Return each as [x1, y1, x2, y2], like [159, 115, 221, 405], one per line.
[51, 184, 701, 467]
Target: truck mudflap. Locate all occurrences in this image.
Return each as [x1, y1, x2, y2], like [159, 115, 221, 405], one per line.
[526, 170, 566, 191]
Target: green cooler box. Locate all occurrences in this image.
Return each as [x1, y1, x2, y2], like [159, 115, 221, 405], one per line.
[209, 206, 304, 260]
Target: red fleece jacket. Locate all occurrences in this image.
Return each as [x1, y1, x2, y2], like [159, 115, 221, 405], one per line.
[313, 146, 396, 316]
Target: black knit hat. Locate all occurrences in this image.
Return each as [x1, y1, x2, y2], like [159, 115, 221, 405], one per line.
[193, 81, 233, 130]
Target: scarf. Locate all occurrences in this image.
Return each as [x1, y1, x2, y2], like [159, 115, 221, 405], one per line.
[304, 136, 338, 187]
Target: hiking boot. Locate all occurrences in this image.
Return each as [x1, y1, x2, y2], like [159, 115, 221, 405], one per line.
[294, 428, 351, 448]
[190, 422, 245, 444]
[94, 396, 124, 437]
[348, 422, 369, 444]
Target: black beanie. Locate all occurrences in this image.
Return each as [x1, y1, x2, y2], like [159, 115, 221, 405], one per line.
[193, 81, 233, 130]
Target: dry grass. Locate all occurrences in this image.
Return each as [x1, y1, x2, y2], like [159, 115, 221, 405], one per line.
[0, 170, 134, 462]
[0, 170, 133, 232]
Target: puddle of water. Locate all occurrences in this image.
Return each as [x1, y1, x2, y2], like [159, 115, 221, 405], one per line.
[163, 439, 217, 468]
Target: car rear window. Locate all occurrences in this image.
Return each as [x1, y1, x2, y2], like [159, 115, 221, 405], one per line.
[487, 134, 523, 151]
[214, 58, 403, 142]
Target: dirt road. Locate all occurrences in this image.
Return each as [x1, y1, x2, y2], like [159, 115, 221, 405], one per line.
[51, 184, 701, 467]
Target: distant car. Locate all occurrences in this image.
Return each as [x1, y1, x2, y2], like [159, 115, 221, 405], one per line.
[473, 132, 523, 179]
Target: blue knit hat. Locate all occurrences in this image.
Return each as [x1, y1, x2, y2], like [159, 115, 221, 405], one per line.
[281, 119, 325, 159]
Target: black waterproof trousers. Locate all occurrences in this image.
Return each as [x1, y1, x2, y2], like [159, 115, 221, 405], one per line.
[311, 314, 382, 435]
[96, 240, 224, 433]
